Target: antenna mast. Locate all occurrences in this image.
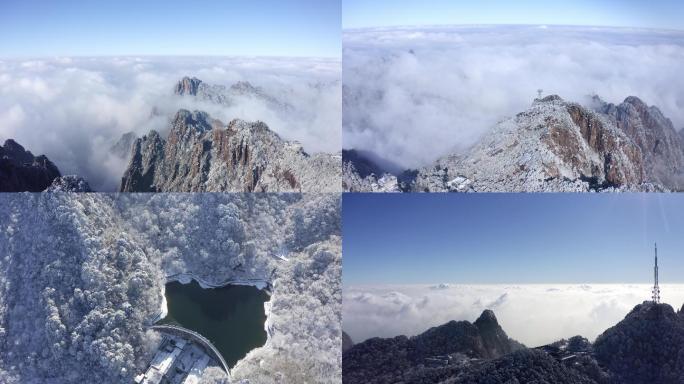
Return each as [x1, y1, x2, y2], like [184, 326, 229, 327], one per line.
[652, 243, 660, 304]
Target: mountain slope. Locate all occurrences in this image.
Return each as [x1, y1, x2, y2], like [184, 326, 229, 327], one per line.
[344, 95, 684, 192]
[120, 109, 340, 192]
[343, 301, 684, 384]
[342, 310, 523, 384]
[594, 301, 684, 384]
[0, 139, 61, 191]
[592, 96, 684, 190]
[412, 95, 647, 192]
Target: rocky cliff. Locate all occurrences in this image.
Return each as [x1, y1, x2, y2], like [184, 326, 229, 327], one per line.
[592, 96, 684, 190]
[120, 109, 340, 192]
[0, 139, 61, 191]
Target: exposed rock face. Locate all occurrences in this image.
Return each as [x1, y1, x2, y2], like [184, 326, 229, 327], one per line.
[342, 310, 523, 384]
[46, 175, 93, 192]
[120, 109, 340, 192]
[344, 95, 681, 192]
[0, 139, 61, 191]
[412, 95, 648, 192]
[594, 301, 684, 384]
[592, 96, 684, 190]
[174, 76, 202, 96]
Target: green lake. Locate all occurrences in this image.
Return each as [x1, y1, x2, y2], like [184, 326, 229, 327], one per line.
[158, 280, 270, 367]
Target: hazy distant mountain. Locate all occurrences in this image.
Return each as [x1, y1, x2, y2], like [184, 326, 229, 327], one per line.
[174, 76, 294, 112]
[343, 301, 684, 384]
[120, 109, 340, 192]
[344, 95, 684, 192]
[109, 131, 137, 159]
[1, 139, 61, 191]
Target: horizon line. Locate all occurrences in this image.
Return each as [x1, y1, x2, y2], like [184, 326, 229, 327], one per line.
[0, 53, 342, 61]
[342, 23, 684, 33]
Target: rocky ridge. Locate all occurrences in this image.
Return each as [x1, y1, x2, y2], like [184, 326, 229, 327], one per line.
[344, 301, 684, 384]
[174, 76, 294, 112]
[120, 109, 341, 192]
[0, 139, 61, 191]
[342, 310, 524, 384]
[344, 95, 684, 192]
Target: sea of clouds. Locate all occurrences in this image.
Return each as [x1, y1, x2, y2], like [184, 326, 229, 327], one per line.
[344, 283, 684, 347]
[343, 25, 684, 170]
[0, 56, 340, 191]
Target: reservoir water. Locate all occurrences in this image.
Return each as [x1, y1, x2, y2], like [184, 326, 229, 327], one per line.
[158, 280, 270, 367]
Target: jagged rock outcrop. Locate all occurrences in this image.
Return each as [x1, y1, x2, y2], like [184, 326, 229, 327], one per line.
[594, 301, 684, 384]
[174, 76, 202, 96]
[173, 76, 293, 111]
[0, 139, 61, 191]
[120, 109, 340, 192]
[342, 310, 523, 384]
[592, 96, 684, 190]
[474, 310, 525, 358]
[46, 175, 93, 192]
[344, 95, 683, 192]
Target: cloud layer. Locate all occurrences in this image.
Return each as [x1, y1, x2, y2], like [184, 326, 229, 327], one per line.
[0, 56, 340, 191]
[344, 284, 684, 347]
[343, 25, 684, 169]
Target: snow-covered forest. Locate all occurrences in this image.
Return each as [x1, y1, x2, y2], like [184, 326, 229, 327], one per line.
[0, 193, 341, 383]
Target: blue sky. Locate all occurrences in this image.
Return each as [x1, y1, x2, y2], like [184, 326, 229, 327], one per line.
[0, 0, 340, 57]
[343, 194, 684, 285]
[343, 0, 684, 30]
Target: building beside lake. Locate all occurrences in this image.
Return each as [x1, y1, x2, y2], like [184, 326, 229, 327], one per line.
[135, 325, 229, 384]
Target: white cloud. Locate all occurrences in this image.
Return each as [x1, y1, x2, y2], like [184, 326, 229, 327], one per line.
[343, 284, 684, 347]
[0, 56, 340, 191]
[343, 25, 684, 169]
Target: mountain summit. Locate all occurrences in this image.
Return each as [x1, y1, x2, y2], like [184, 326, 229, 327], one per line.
[119, 109, 340, 192]
[342, 310, 523, 384]
[344, 95, 684, 192]
[344, 301, 684, 384]
[594, 301, 684, 384]
[173, 76, 293, 111]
